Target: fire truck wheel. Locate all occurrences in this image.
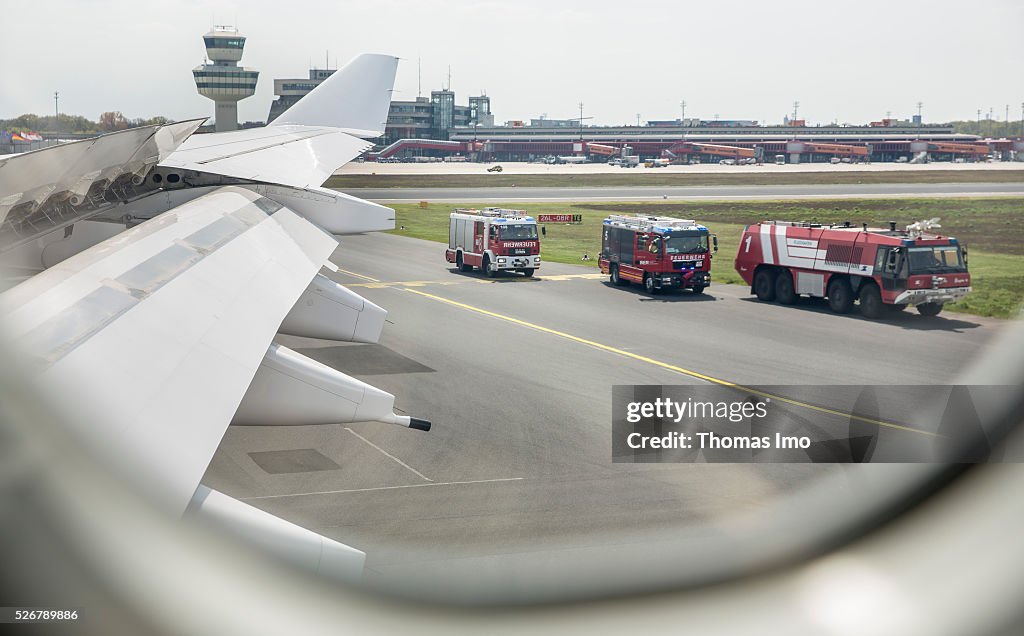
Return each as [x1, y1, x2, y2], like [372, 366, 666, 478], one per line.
[643, 274, 659, 294]
[858, 284, 884, 319]
[522, 268, 535, 277]
[917, 302, 943, 317]
[610, 265, 626, 286]
[827, 279, 854, 314]
[691, 285, 706, 295]
[483, 256, 497, 278]
[775, 271, 797, 305]
[753, 269, 776, 301]
[456, 252, 472, 272]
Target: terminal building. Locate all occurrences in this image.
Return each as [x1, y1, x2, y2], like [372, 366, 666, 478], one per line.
[261, 58, 1017, 163]
[382, 91, 491, 144]
[267, 67, 335, 123]
[192, 27, 259, 132]
[265, 67, 492, 143]
[370, 118, 1004, 164]
[443, 121, 988, 163]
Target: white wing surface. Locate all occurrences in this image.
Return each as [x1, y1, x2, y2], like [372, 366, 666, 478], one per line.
[159, 124, 371, 190]
[269, 53, 398, 137]
[0, 186, 335, 513]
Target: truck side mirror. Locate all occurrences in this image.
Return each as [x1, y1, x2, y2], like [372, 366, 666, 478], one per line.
[886, 247, 900, 271]
[712, 235, 719, 252]
[962, 245, 969, 267]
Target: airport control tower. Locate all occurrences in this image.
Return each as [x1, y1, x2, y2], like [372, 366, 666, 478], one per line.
[192, 26, 259, 132]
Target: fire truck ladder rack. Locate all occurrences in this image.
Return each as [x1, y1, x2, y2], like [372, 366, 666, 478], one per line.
[764, 220, 830, 228]
[454, 207, 532, 220]
[764, 220, 863, 229]
[604, 214, 700, 232]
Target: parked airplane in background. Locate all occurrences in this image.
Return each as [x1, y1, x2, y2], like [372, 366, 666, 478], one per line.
[0, 53, 426, 581]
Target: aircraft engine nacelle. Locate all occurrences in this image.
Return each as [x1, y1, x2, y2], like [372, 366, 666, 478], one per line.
[232, 343, 430, 430]
[279, 274, 385, 343]
[187, 485, 365, 582]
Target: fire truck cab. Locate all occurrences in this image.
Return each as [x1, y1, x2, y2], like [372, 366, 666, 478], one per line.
[734, 219, 971, 318]
[446, 208, 541, 277]
[599, 214, 717, 294]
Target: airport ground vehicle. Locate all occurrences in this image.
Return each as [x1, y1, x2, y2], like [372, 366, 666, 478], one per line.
[446, 208, 541, 277]
[599, 214, 717, 294]
[734, 219, 971, 318]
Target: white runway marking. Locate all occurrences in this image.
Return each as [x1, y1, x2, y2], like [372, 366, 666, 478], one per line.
[345, 427, 433, 482]
[242, 477, 526, 500]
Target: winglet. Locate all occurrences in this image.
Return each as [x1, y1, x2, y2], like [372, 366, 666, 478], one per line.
[269, 53, 399, 138]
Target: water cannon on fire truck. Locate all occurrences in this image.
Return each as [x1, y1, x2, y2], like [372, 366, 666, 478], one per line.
[734, 218, 971, 318]
[599, 214, 718, 294]
[446, 208, 542, 277]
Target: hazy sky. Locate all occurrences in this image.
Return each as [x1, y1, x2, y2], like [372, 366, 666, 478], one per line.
[1, 0, 1021, 127]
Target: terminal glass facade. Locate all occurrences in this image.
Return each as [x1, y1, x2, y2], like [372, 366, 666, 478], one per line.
[431, 90, 455, 139]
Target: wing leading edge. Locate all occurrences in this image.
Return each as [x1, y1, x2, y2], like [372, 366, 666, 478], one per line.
[161, 54, 399, 191]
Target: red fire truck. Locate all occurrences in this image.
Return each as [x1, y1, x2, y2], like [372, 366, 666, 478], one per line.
[599, 214, 718, 294]
[446, 208, 541, 277]
[734, 219, 971, 318]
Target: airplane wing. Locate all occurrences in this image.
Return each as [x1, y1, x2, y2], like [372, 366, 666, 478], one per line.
[0, 119, 204, 251]
[0, 52, 425, 581]
[159, 53, 398, 190]
[1, 186, 336, 511]
[158, 124, 372, 190]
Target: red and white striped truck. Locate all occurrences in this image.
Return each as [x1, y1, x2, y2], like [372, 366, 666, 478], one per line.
[446, 208, 541, 277]
[734, 219, 971, 318]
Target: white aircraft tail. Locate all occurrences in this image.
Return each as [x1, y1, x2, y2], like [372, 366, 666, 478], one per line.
[270, 53, 399, 138]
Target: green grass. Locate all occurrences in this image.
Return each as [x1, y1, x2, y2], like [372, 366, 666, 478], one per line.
[390, 198, 1024, 319]
[945, 252, 1024, 318]
[327, 169, 1024, 189]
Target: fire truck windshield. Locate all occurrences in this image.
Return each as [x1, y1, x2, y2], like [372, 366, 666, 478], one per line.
[907, 246, 965, 274]
[500, 224, 538, 240]
[664, 231, 709, 254]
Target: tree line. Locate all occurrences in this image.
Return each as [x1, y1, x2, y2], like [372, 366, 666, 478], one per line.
[945, 120, 1024, 138]
[1, 112, 172, 135]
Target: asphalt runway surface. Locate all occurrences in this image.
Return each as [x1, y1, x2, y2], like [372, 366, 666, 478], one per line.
[203, 232, 1007, 598]
[344, 181, 1024, 203]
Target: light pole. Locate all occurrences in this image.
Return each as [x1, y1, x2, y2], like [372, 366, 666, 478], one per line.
[54, 91, 59, 120]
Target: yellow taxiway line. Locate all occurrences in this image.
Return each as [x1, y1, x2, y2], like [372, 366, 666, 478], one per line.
[401, 286, 940, 438]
